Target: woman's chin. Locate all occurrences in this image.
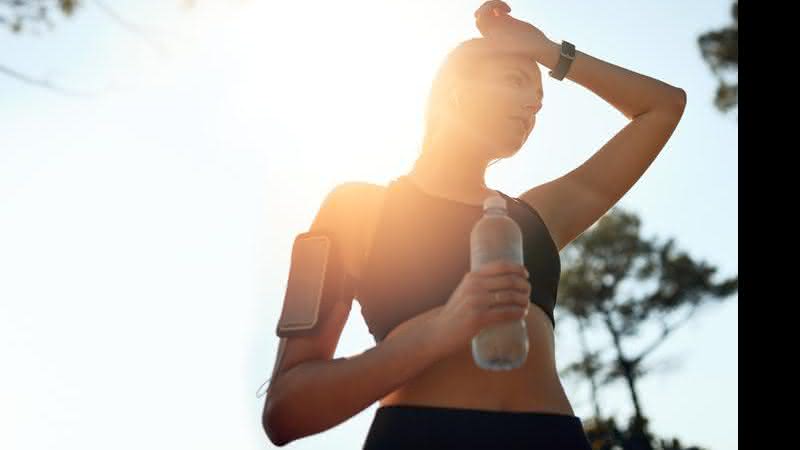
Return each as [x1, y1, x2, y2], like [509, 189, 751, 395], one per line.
[491, 143, 522, 160]
[502, 132, 528, 156]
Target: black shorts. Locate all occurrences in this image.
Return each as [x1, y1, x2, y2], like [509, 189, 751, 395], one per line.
[363, 404, 593, 450]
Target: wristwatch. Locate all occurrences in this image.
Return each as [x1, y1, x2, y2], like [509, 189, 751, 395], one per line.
[549, 40, 576, 81]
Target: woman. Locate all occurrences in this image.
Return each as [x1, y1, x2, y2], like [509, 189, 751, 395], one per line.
[262, 1, 686, 448]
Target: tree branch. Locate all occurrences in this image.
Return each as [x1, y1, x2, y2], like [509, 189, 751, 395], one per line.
[91, 0, 170, 57]
[633, 303, 701, 365]
[0, 63, 95, 97]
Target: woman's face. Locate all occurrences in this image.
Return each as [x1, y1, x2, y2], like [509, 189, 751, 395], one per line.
[450, 54, 543, 159]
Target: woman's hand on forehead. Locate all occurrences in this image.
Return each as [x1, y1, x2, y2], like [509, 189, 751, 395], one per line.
[473, 1, 551, 58]
[474, 0, 511, 20]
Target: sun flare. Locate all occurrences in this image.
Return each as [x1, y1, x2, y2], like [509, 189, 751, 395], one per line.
[210, 1, 476, 187]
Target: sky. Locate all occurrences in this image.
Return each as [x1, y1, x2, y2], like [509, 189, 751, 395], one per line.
[0, 1, 737, 449]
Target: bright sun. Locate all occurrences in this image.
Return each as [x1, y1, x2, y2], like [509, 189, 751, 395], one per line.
[204, 0, 477, 188]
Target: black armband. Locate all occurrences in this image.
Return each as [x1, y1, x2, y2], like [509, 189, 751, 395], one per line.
[275, 230, 354, 338]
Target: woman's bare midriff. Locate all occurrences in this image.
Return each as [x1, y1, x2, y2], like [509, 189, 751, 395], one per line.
[378, 305, 574, 415]
[355, 182, 575, 416]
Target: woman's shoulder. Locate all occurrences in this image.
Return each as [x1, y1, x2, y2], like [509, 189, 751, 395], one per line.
[320, 181, 388, 282]
[323, 181, 387, 217]
[329, 180, 387, 197]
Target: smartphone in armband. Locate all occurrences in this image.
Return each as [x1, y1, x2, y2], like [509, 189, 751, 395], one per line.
[275, 230, 351, 338]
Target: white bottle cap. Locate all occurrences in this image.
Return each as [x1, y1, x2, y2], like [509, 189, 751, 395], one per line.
[483, 194, 506, 211]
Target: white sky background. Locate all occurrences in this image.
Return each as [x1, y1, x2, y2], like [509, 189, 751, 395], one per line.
[1, 1, 737, 448]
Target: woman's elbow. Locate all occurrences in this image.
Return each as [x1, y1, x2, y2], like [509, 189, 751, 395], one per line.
[262, 396, 292, 446]
[667, 87, 687, 113]
[645, 87, 686, 120]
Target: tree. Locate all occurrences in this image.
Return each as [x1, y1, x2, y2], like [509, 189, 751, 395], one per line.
[0, 0, 79, 34]
[1, 0, 194, 94]
[557, 208, 738, 449]
[698, 1, 738, 113]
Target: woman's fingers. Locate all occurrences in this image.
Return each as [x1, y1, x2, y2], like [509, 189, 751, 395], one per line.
[475, 0, 511, 18]
[475, 0, 510, 19]
[480, 274, 531, 295]
[493, 1, 511, 16]
[488, 290, 529, 309]
[474, 1, 516, 38]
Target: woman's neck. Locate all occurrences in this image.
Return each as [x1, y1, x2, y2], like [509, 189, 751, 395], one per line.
[409, 141, 494, 200]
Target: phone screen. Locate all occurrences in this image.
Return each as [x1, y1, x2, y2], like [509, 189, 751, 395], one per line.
[276, 235, 330, 335]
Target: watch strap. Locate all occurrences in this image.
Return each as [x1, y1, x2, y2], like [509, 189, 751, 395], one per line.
[549, 40, 576, 81]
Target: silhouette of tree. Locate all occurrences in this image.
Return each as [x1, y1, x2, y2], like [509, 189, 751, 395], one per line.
[698, 1, 738, 113]
[1, 0, 195, 94]
[583, 416, 709, 450]
[0, 0, 79, 34]
[558, 208, 738, 449]
[560, 316, 605, 418]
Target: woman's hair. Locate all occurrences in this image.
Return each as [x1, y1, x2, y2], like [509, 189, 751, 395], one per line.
[414, 38, 510, 171]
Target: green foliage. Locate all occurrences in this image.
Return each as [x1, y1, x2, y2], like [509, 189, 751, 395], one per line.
[698, 1, 738, 112]
[0, 0, 79, 34]
[558, 207, 738, 449]
[584, 416, 709, 450]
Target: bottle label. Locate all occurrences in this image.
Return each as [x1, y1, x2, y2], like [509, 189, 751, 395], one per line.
[471, 245, 523, 270]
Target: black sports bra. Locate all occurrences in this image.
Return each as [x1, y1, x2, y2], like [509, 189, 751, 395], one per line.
[355, 175, 561, 343]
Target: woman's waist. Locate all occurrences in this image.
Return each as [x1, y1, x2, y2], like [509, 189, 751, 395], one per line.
[380, 384, 574, 416]
[379, 345, 572, 415]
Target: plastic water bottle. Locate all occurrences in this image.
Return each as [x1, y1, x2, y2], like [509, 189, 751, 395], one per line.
[470, 194, 529, 371]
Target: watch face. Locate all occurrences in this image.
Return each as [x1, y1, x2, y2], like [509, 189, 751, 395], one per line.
[562, 41, 576, 57]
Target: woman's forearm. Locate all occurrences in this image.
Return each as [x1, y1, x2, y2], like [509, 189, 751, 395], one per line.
[263, 306, 445, 446]
[532, 38, 685, 119]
